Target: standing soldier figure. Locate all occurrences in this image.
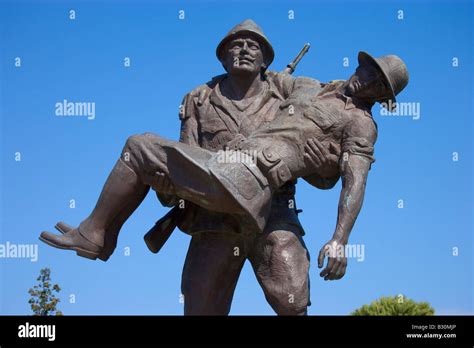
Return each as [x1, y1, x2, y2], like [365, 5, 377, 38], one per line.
[153, 19, 339, 315]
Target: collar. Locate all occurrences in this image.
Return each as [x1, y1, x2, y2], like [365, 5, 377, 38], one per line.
[265, 73, 285, 101]
[334, 90, 373, 118]
[209, 74, 283, 109]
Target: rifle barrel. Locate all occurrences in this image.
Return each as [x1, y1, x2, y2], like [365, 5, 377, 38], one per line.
[283, 43, 311, 75]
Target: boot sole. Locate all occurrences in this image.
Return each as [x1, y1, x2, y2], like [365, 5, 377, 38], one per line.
[38, 236, 99, 260]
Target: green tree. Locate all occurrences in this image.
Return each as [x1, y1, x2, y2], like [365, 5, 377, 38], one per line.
[351, 295, 435, 316]
[28, 268, 63, 316]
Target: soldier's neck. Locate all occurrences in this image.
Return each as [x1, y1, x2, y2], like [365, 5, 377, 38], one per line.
[222, 73, 265, 101]
[340, 81, 375, 109]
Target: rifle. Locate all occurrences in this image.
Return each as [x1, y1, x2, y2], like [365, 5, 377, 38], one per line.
[144, 43, 311, 254]
[144, 206, 180, 254]
[282, 43, 310, 74]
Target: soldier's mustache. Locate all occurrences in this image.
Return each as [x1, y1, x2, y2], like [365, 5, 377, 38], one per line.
[237, 55, 255, 62]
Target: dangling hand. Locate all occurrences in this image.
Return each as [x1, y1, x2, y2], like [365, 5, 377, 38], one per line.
[318, 238, 348, 281]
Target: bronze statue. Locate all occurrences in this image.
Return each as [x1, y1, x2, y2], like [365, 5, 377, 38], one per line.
[39, 20, 409, 316]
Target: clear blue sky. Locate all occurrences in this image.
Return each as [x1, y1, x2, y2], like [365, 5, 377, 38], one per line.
[0, 0, 472, 315]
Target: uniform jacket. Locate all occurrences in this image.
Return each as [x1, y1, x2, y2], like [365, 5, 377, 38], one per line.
[158, 71, 335, 235]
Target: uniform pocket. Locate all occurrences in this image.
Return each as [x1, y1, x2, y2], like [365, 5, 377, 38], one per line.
[303, 103, 339, 131]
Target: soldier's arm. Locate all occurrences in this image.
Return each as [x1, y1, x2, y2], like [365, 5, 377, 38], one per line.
[178, 76, 223, 145]
[332, 115, 376, 243]
[332, 152, 372, 245]
[317, 116, 376, 280]
[156, 93, 199, 207]
[267, 71, 324, 99]
[178, 93, 199, 146]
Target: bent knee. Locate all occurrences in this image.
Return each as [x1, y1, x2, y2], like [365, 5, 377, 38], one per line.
[266, 229, 302, 249]
[122, 133, 155, 162]
[124, 133, 147, 150]
[266, 230, 310, 271]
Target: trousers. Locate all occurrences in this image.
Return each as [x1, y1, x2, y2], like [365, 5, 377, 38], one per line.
[181, 225, 311, 315]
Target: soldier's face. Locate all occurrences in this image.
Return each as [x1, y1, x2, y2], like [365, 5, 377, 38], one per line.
[223, 35, 265, 76]
[347, 65, 389, 101]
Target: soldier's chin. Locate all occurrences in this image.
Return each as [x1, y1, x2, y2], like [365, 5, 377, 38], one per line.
[346, 84, 356, 96]
[230, 64, 257, 75]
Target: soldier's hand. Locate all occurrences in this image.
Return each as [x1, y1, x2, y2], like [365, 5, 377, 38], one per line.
[318, 238, 348, 281]
[153, 171, 176, 195]
[304, 138, 340, 178]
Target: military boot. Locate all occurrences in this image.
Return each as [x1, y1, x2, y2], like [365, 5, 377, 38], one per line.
[39, 158, 146, 260]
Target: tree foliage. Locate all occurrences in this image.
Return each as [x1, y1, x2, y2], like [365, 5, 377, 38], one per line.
[351, 295, 435, 316]
[28, 268, 63, 316]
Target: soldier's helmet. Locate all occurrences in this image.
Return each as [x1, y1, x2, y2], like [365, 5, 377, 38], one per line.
[216, 19, 275, 68]
[358, 51, 409, 111]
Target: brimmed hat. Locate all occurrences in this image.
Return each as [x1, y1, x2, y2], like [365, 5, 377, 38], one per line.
[216, 19, 275, 67]
[358, 51, 409, 111]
